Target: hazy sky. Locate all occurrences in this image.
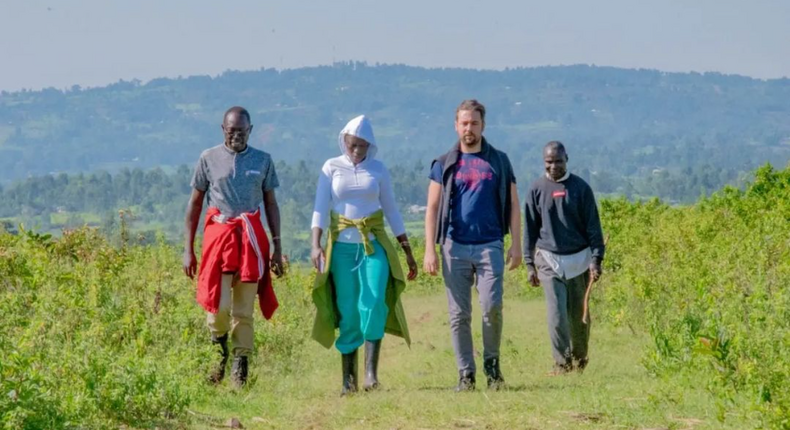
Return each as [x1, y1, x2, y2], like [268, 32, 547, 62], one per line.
[2, 0, 789, 92]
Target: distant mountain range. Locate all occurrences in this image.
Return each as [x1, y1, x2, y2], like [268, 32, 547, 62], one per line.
[1, 62, 788, 184]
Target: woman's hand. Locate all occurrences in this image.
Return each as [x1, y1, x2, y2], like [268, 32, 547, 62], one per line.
[405, 252, 418, 280]
[395, 234, 418, 280]
[311, 245, 326, 273]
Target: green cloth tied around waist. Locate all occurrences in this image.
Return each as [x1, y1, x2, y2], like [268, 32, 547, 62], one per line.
[311, 209, 411, 349]
[336, 212, 379, 256]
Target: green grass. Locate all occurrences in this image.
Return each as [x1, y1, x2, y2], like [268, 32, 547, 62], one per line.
[187, 291, 750, 430]
[10, 164, 790, 429]
[0, 223, 765, 429]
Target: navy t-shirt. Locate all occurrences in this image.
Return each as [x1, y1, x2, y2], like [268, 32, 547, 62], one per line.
[430, 153, 503, 244]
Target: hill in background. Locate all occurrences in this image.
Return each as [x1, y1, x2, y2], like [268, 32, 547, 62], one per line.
[2, 62, 789, 191]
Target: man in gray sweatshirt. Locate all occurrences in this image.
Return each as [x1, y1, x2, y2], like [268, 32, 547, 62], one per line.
[523, 141, 605, 374]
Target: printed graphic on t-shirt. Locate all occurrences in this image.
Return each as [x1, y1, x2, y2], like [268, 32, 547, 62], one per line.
[455, 157, 495, 191]
[428, 153, 502, 244]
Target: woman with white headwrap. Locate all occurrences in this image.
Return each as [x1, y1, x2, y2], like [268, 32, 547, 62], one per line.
[310, 115, 418, 395]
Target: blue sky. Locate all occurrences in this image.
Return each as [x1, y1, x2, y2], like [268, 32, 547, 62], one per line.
[1, 0, 789, 91]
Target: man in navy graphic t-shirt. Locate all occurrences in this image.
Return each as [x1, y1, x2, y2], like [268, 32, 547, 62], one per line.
[430, 155, 503, 245]
[424, 99, 522, 391]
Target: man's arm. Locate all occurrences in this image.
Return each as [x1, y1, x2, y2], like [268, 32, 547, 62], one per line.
[263, 189, 284, 277]
[522, 188, 541, 286]
[183, 188, 205, 279]
[423, 181, 442, 276]
[584, 186, 605, 280]
[522, 188, 539, 266]
[506, 182, 522, 270]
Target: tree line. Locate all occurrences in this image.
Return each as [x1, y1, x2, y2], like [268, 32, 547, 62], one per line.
[0, 159, 746, 259]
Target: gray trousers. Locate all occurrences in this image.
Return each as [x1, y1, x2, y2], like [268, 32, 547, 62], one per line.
[536, 252, 591, 366]
[441, 239, 505, 374]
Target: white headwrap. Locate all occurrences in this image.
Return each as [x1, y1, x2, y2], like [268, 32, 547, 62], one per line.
[338, 115, 378, 161]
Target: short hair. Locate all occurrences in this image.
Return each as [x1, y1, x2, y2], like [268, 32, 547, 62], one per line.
[544, 140, 567, 156]
[224, 106, 251, 123]
[455, 99, 486, 122]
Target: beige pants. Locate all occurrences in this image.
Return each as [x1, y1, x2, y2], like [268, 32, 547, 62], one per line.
[206, 274, 258, 357]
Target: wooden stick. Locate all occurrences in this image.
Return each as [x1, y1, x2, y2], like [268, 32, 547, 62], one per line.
[582, 274, 595, 325]
[582, 235, 608, 325]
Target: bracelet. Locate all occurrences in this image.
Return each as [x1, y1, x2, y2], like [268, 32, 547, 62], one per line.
[400, 241, 411, 248]
[271, 236, 281, 241]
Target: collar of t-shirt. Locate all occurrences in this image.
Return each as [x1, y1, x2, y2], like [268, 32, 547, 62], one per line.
[221, 144, 250, 156]
[546, 171, 570, 182]
[341, 155, 369, 168]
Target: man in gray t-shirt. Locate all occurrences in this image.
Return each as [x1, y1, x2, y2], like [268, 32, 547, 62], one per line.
[183, 106, 284, 387]
[190, 134, 279, 218]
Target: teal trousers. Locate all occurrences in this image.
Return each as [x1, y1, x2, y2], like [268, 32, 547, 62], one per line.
[330, 240, 390, 354]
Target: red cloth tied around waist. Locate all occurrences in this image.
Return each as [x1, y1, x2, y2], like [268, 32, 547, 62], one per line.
[196, 207, 278, 319]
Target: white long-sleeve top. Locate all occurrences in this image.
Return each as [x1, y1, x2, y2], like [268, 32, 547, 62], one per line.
[311, 155, 406, 244]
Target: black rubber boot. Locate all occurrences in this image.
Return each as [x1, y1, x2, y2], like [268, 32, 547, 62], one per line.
[230, 356, 249, 388]
[484, 357, 505, 390]
[341, 350, 359, 396]
[207, 334, 229, 384]
[455, 370, 476, 392]
[363, 340, 382, 391]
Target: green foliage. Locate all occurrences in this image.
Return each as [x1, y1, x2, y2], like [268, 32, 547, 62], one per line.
[2, 160, 790, 427]
[0, 162, 432, 259]
[0, 159, 747, 262]
[596, 164, 790, 428]
[0, 227, 203, 428]
[0, 226, 314, 429]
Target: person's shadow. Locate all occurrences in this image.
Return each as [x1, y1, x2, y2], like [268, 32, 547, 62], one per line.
[417, 383, 529, 392]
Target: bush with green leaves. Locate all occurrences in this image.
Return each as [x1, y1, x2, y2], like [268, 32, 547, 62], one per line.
[0, 227, 204, 428]
[597, 164, 790, 429]
[0, 226, 314, 429]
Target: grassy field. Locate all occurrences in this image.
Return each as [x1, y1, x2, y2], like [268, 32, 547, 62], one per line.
[7, 164, 790, 429]
[0, 225, 761, 429]
[187, 291, 749, 430]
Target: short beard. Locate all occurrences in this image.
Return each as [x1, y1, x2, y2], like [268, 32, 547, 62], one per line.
[462, 134, 478, 146]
